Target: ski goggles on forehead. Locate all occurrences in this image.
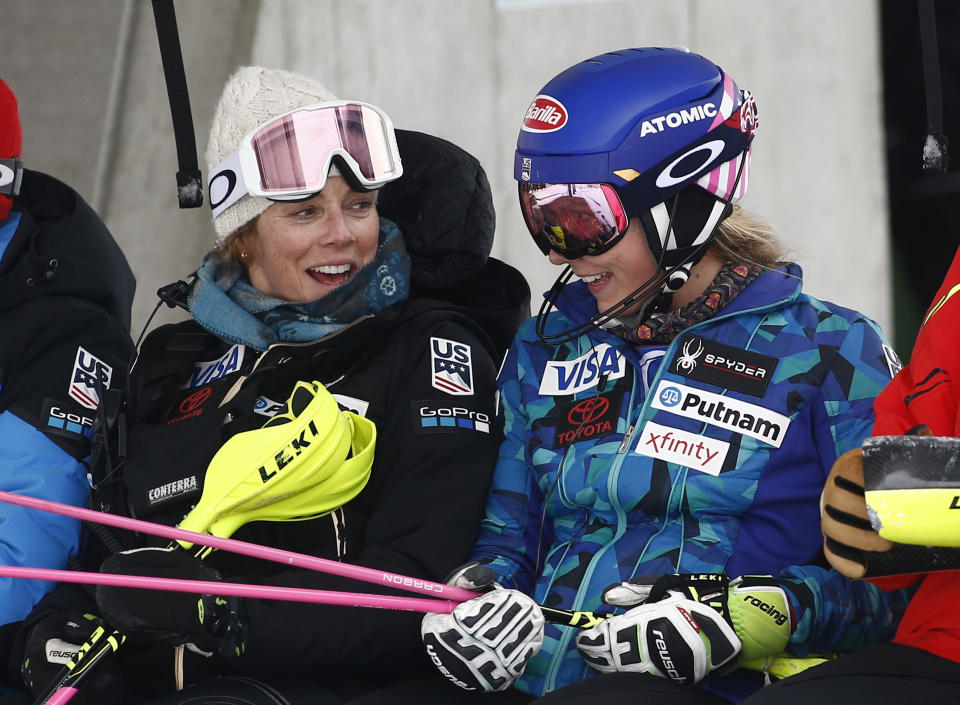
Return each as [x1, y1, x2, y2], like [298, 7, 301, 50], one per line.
[518, 182, 629, 259]
[209, 101, 403, 219]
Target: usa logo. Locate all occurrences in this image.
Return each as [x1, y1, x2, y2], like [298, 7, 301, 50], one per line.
[430, 337, 474, 396]
[68, 347, 113, 410]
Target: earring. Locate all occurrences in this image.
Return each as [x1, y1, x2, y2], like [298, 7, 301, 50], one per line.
[240, 251, 250, 261]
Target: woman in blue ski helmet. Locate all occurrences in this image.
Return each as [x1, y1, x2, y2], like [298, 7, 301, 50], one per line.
[418, 47, 909, 705]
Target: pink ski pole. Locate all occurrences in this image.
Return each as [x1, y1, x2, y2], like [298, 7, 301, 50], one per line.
[0, 565, 457, 613]
[0, 490, 478, 602]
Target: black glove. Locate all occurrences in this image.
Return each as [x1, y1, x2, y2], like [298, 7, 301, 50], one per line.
[96, 547, 245, 658]
[443, 561, 498, 592]
[18, 611, 124, 705]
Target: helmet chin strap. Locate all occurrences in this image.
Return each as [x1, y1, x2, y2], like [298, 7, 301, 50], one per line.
[534, 149, 747, 346]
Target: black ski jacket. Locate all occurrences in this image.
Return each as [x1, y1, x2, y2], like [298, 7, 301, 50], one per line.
[0, 169, 134, 628]
[20, 132, 529, 695]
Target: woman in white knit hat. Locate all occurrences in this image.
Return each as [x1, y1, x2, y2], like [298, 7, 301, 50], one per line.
[5, 66, 530, 705]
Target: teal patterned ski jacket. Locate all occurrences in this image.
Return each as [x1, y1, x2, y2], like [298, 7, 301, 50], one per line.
[471, 263, 910, 699]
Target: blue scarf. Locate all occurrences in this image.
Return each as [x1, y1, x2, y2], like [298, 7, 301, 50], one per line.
[189, 218, 411, 351]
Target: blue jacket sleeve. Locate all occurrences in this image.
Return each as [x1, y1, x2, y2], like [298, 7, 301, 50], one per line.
[781, 316, 910, 654]
[470, 341, 546, 594]
[0, 410, 88, 626]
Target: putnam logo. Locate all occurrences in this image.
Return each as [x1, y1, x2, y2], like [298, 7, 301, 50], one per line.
[190, 345, 244, 388]
[540, 344, 626, 396]
[634, 421, 729, 476]
[522, 95, 568, 133]
[651, 381, 790, 448]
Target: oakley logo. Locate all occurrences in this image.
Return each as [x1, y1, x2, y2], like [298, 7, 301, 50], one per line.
[0, 162, 15, 188]
[635, 421, 728, 475]
[522, 95, 568, 133]
[640, 102, 717, 138]
[651, 381, 790, 447]
[208, 168, 238, 210]
[656, 139, 726, 189]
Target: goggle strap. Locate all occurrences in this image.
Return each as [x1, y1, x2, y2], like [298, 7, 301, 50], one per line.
[0, 157, 24, 197]
[208, 151, 247, 219]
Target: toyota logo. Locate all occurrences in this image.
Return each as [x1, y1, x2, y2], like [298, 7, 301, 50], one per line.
[567, 396, 610, 425]
[179, 387, 212, 414]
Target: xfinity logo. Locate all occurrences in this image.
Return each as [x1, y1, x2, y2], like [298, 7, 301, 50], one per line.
[651, 381, 790, 448]
[634, 421, 729, 476]
[540, 344, 626, 395]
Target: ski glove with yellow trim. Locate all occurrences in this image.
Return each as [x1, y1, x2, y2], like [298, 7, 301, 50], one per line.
[576, 573, 793, 684]
[421, 561, 543, 692]
[95, 547, 245, 659]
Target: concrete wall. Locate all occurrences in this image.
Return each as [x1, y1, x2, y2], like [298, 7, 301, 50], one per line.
[2, 0, 893, 343]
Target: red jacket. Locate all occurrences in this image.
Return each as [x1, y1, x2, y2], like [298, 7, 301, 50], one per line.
[870, 245, 960, 662]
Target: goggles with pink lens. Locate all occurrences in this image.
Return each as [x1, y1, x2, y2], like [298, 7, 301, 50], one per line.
[209, 101, 403, 218]
[518, 182, 629, 259]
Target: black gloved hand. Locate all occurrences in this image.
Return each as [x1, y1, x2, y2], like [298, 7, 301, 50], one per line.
[96, 547, 245, 658]
[18, 611, 124, 705]
[443, 561, 498, 592]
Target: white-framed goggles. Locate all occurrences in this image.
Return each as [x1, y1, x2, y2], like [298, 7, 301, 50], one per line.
[208, 100, 403, 219]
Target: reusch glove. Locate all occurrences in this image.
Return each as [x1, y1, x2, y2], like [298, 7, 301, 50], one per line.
[575, 588, 740, 685]
[597, 573, 794, 665]
[19, 611, 124, 705]
[421, 589, 544, 692]
[95, 547, 245, 658]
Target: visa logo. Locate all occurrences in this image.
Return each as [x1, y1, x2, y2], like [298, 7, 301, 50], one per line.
[190, 345, 244, 388]
[539, 344, 626, 395]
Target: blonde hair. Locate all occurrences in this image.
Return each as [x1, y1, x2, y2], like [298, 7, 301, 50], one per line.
[710, 205, 788, 269]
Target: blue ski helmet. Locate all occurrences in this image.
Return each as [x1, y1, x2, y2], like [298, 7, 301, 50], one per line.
[515, 47, 758, 276]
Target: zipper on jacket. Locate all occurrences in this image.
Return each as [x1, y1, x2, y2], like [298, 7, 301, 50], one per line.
[218, 314, 374, 406]
[543, 364, 641, 690]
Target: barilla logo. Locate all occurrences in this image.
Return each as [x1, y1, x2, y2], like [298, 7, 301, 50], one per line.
[522, 95, 568, 132]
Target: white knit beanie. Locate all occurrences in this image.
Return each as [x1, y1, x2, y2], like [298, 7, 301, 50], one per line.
[206, 66, 339, 243]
